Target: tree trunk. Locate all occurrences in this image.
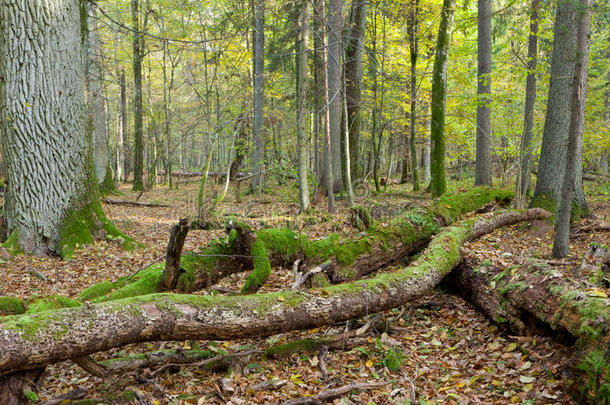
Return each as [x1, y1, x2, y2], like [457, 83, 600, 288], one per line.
[296, 0, 311, 213]
[251, 0, 265, 193]
[0, 0, 104, 256]
[475, 0, 493, 186]
[0, 205, 546, 378]
[319, 0, 335, 212]
[423, 110, 431, 182]
[344, 0, 367, 181]
[515, 0, 539, 209]
[86, 6, 109, 186]
[409, 0, 420, 191]
[327, 0, 343, 192]
[532, 0, 589, 215]
[430, 0, 456, 197]
[553, 0, 592, 258]
[120, 69, 129, 183]
[131, 0, 145, 191]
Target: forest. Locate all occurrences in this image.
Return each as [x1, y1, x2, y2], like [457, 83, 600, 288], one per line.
[0, 0, 608, 403]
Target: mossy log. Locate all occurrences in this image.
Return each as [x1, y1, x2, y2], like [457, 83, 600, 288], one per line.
[449, 258, 609, 403]
[0, 208, 549, 379]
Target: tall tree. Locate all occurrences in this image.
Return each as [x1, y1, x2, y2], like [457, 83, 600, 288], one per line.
[320, 0, 336, 212]
[344, 0, 368, 180]
[409, 0, 420, 191]
[131, 0, 145, 191]
[251, 0, 265, 193]
[475, 0, 492, 186]
[296, 0, 310, 212]
[430, 0, 457, 197]
[116, 68, 127, 183]
[0, 0, 120, 256]
[327, 0, 343, 191]
[553, 0, 592, 258]
[532, 0, 589, 215]
[514, 0, 540, 209]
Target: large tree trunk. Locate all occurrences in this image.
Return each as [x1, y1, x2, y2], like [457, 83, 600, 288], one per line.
[327, 0, 343, 192]
[430, 0, 456, 197]
[251, 0, 265, 193]
[553, 0, 592, 258]
[119, 69, 129, 183]
[0, 207, 549, 379]
[0, 0, 99, 256]
[532, 0, 589, 216]
[344, 0, 367, 181]
[296, 0, 310, 212]
[514, 0, 539, 209]
[475, 0, 492, 186]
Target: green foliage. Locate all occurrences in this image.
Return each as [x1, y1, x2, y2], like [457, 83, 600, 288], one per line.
[384, 347, 403, 372]
[0, 296, 26, 315]
[576, 350, 610, 403]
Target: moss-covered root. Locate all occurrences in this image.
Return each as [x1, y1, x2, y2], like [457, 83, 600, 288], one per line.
[241, 238, 271, 294]
[59, 199, 139, 260]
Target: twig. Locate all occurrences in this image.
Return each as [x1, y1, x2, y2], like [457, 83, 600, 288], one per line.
[279, 381, 389, 405]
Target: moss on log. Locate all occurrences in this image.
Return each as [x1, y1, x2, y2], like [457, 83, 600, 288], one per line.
[0, 207, 549, 376]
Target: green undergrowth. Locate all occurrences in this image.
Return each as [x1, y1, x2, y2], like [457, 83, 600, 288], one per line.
[59, 199, 140, 260]
[0, 296, 26, 315]
[576, 349, 610, 404]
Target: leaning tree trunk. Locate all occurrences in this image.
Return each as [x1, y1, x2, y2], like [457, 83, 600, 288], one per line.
[532, 0, 589, 216]
[430, 0, 456, 197]
[0, 0, 93, 256]
[475, 0, 493, 187]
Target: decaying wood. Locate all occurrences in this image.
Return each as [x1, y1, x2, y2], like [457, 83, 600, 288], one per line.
[0, 368, 44, 405]
[279, 381, 388, 405]
[0, 208, 550, 378]
[103, 198, 170, 208]
[162, 218, 190, 290]
[40, 388, 88, 405]
[73, 355, 107, 377]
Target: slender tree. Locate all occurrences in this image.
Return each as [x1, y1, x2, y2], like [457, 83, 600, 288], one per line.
[409, 0, 420, 191]
[344, 0, 368, 180]
[553, 0, 592, 258]
[514, 0, 539, 208]
[131, 0, 145, 191]
[327, 0, 343, 191]
[320, 0, 335, 212]
[296, 0, 310, 212]
[475, 0, 492, 186]
[430, 0, 457, 197]
[251, 0, 265, 193]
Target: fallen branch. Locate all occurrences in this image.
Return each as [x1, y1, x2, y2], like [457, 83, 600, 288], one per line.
[103, 199, 169, 208]
[279, 381, 388, 405]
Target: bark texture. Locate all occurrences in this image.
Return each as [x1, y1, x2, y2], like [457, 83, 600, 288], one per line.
[251, 0, 265, 193]
[533, 0, 588, 215]
[131, 0, 144, 191]
[0, 0, 88, 255]
[296, 0, 310, 212]
[327, 0, 343, 191]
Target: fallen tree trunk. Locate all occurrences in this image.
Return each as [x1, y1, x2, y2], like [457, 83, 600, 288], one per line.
[0, 207, 548, 378]
[449, 257, 609, 403]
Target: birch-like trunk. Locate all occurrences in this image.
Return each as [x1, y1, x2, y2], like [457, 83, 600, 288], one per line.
[296, 0, 310, 212]
[0, 0, 89, 254]
[251, 0, 265, 193]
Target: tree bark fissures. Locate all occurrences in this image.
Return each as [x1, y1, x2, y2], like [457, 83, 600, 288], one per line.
[162, 218, 190, 290]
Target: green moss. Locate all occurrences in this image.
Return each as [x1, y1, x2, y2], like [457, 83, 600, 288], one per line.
[531, 192, 591, 221]
[59, 199, 139, 260]
[92, 263, 164, 303]
[430, 187, 514, 223]
[1, 230, 23, 255]
[242, 238, 272, 294]
[575, 350, 610, 403]
[26, 296, 81, 313]
[0, 296, 26, 315]
[78, 279, 126, 301]
[384, 347, 403, 371]
[23, 388, 39, 402]
[99, 164, 116, 195]
[265, 338, 327, 358]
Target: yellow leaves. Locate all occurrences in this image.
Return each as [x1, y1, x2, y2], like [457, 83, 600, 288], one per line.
[505, 342, 518, 352]
[585, 288, 607, 298]
[290, 373, 305, 386]
[277, 295, 285, 302]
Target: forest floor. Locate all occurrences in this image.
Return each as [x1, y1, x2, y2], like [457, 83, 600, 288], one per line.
[0, 178, 608, 404]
